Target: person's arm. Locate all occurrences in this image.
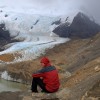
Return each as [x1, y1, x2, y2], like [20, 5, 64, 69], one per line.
[32, 66, 56, 77]
[32, 68, 44, 78]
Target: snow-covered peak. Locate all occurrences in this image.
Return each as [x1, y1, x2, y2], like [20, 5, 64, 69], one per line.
[0, 10, 71, 63]
[0, 11, 59, 37]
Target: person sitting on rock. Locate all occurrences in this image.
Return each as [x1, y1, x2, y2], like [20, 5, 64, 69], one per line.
[31, 57, 60, 93]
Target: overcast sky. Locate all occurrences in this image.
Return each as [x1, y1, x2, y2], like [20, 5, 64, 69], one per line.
[0, 0, 100, 23]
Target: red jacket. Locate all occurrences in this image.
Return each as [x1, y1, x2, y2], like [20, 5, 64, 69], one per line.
[32, 65, 60, 92]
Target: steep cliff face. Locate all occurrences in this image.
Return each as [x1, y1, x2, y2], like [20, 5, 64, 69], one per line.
[0, 23, 19, 51]
[53, 12, 100, 38]
[70, 12, 100, 38]
[0, 23, 11, 51]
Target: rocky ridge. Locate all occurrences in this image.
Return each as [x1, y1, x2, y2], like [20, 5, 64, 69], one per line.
[53, 12, 100, 38]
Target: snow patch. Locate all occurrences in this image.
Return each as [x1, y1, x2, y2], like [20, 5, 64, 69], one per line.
[1, 71, 13, 80]
[1, 71, 22, 82]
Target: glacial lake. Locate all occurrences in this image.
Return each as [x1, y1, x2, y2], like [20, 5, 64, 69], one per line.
[0, 78, 28, 92]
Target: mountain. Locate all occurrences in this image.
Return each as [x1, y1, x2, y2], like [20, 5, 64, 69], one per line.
[53, 12, 100, 38]
[0, 9, 100, 100]
[0, 10, 69, 61]
[0, 11, 100, 62]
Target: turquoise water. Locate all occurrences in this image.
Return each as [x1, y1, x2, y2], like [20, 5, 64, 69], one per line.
[0, 78, 28, 92]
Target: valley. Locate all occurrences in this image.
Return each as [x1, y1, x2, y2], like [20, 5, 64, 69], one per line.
[0, 33, 100, 100]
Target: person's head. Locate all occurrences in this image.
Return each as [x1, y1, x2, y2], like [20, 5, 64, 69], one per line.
[40, 57, 51, 67]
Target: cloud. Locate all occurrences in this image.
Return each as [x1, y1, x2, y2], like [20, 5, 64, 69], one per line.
[0, 0, 81, 13]
[0, 0, 100, 23]
[32, 0, 100, 23]
[80, 0, 100, 23]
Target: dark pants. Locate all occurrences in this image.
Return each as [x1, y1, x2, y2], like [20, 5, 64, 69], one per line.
[31, 77, 50, 93]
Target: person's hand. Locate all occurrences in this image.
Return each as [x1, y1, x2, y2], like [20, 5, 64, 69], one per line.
[40, 77, 43, 79]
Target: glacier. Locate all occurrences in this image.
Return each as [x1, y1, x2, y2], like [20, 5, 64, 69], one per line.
[0, 9, 70, 62]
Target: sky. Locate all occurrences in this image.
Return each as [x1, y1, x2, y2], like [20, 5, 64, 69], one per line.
[0, 0, 100, 23]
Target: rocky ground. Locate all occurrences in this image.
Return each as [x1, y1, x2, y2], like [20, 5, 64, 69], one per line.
[0, 33, 100, 100]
